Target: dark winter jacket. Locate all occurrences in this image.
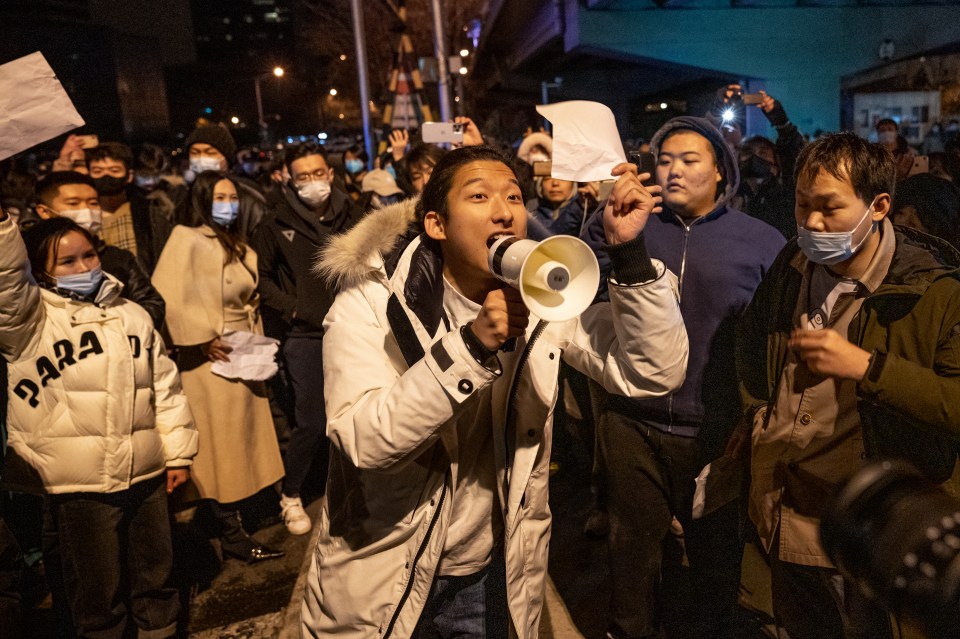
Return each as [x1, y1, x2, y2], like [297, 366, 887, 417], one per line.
[126, 187, 174, 275]
[734, 101, 805, 239]
[98, 240, 166, 329]
[527, 196, 588, 237]
[252, 185, 363, 338]
[737, 227, 960, 483]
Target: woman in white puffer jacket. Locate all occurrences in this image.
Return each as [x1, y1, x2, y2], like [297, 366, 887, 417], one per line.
[0, 211, 197, 639]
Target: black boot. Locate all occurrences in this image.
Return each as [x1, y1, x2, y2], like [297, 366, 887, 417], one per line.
[218, 510, 284, 564]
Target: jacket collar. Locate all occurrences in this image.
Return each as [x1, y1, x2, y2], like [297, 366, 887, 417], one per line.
[278, 184, 354, 238]
[316, 197, 420, 291]
[316, 197, 446, 367]
[40, 272, 124, 309]
[659, 203, 729, 228]
[783, 222, 960, 298]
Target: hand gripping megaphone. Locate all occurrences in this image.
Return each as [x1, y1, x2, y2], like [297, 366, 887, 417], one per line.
[487, 235, 601, 322]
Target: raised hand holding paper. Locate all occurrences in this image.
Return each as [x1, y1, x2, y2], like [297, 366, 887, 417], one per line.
[536, 101, 626, 182]
[0, 52, 85, 161]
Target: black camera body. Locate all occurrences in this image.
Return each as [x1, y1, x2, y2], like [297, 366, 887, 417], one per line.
[821, 461, 960, 638]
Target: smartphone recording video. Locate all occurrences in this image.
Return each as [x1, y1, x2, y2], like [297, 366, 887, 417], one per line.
[422, 122, 464, 145]
[629, 151, 657, 187]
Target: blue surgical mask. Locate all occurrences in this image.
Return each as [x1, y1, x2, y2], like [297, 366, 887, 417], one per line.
[134, 175, 161, 191]
[211, 201, 240, 226]
[796, 200, 876, 265]
[345, 158, 364, 174]
[56, 266, 104, 297]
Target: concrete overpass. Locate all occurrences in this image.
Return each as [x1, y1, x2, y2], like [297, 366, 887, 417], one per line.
[472, 0, 960, 139]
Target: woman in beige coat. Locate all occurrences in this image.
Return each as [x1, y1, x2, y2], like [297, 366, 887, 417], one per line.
[152, 170, 284, 563]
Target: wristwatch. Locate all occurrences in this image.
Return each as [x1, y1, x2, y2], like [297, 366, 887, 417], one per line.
[461, 322, 501, 372]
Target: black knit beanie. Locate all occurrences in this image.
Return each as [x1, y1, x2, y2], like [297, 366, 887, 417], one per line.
[185, 125, 237, 160]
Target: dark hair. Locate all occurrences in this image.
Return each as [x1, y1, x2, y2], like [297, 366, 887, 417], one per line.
[134, 144, 169, 174]
[892, 173, 960, 249]
[284, 142, 328, 175]
[875, 118, 898, 132]
[406, 143, 446, 175]
[184, 170, 246, 263]
[741, 135, 777, 159]
[22, 217, 98, 283]
[1, 169, 37, 202]
[35, 171, 96, 207]
[795, 132, 895, 204]
[416, 145, 518, 229]
[86, 142, 134, 172]
[345, 145, 368, 163]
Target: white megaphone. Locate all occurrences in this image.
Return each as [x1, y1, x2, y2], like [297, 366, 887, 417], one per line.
[487, 235, 600, 322]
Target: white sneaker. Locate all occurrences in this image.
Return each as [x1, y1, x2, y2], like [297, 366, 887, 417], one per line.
[280, 495, 312, 535]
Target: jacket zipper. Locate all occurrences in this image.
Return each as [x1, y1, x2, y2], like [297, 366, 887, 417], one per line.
[382, 472, 448, 639]
[667, 214, 700, 432]
[504, 319, 548, 472]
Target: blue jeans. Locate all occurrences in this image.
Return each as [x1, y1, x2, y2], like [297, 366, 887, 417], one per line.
[412, 554, 510, 639]
[45, 476, 179, 639]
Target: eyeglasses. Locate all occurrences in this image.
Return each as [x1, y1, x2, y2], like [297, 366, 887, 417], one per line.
[293, 170, 329, 184]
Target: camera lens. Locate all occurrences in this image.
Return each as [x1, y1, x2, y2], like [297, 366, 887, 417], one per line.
[821, 461, 960, 638]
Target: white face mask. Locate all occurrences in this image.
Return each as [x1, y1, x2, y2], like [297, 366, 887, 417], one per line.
[297, 180, 331, 207]
[56, 208, 103, 236]
[189, 156, 224, 174]
[796, 199, 876, 265]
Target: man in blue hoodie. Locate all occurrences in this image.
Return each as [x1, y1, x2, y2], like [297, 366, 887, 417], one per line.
[586, 117, 785, 639]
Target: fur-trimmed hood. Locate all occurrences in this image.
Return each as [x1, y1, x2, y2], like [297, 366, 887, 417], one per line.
[315, 197, 420, 291]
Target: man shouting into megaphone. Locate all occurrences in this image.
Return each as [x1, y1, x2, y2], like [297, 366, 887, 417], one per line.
[303, 145, 688, 639]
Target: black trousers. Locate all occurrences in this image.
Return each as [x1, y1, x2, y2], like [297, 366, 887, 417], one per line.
[769, 530, 893, 639]
[44, 476, 179, 639]
[0, 514, 23, 639]
[280, 335, 329, 498]
[599, 410, 743, 639]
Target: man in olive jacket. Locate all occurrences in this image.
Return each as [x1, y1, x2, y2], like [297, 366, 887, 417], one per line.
[736, 132, 960, 639]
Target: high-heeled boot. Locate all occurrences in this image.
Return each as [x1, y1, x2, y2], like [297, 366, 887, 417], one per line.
[218, 510, 284, 563]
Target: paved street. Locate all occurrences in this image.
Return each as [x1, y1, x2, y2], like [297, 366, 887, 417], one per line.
[22, 411, 774, 638]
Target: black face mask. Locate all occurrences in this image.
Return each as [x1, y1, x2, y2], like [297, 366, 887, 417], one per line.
[740, 154, 775, 180]
[92, 175, 128, 196]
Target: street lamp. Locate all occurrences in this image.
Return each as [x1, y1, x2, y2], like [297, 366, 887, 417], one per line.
[329, 88, 338, 96]
[254, 66, 285, 144]
[230, 116, 240, 124]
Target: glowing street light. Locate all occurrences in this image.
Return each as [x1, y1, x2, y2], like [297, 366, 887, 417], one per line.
[255, 67, 287, 144]
[230, 116, 240, 124]
[458, 66, 468, 75]
[329, 88, 338, 96]
[660, 102, 668, 110]
[459, 49, 469, 57]
[339, 54, 347, 61]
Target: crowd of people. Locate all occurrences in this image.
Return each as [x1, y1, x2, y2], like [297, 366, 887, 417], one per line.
[0, 83, 959, 639]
